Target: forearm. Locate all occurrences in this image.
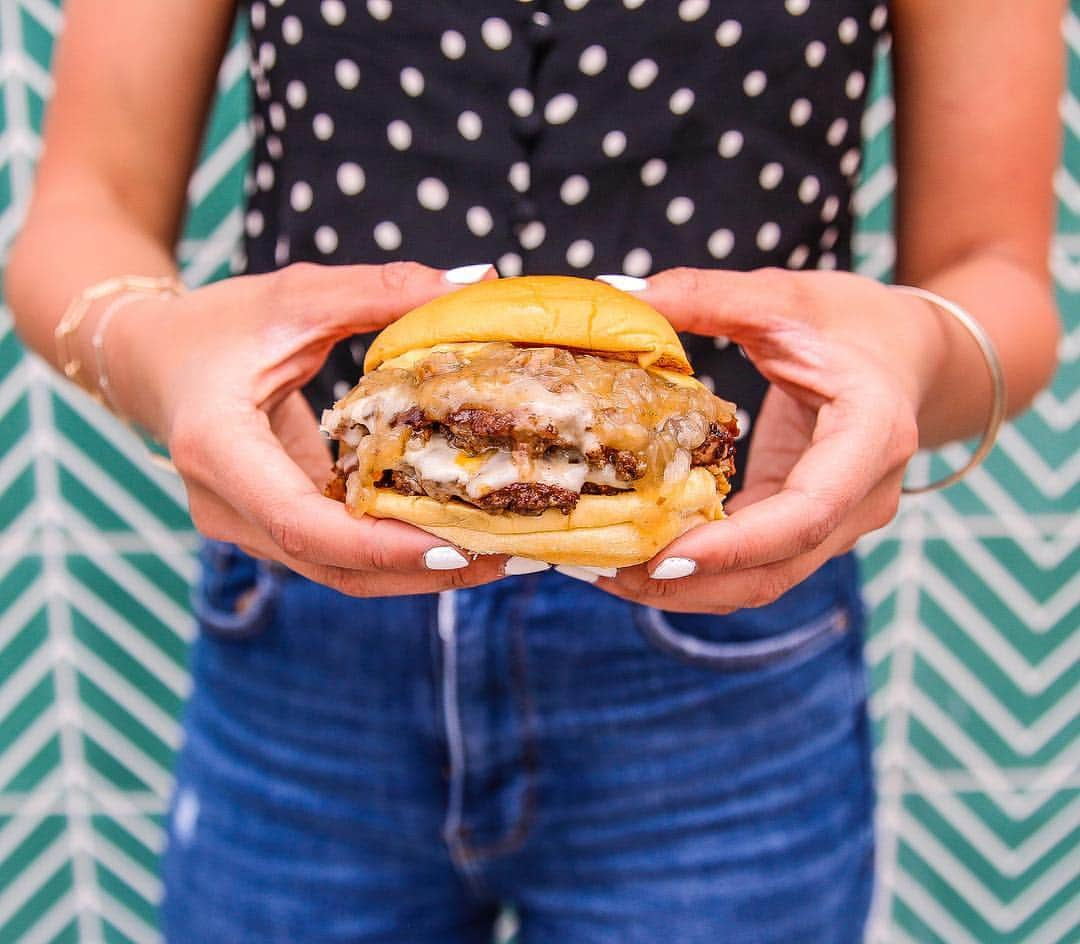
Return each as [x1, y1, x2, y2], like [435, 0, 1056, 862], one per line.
[7, 182, 179, 381]
[899, 248, 1060, 448]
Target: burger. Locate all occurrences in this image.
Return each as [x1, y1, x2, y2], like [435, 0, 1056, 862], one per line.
[320, 275, 738, 568]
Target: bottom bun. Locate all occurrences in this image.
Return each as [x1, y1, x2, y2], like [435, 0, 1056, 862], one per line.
[361, 467, 725, 567]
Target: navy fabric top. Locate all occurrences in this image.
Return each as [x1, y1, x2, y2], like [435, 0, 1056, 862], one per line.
[241, 0, 888, 491]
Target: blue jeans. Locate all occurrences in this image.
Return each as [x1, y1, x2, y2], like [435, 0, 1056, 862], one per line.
[161, 543, 875, 943]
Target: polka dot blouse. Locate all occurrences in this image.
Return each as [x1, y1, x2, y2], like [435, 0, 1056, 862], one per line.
[241, 0, 889, 490]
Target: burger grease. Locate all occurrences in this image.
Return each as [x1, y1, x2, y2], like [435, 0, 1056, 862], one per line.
[320, 276, 738, 567]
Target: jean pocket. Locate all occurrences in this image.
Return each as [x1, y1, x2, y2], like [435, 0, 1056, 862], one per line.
[192, 540, 286, 641]
[631, 603, 850, 672]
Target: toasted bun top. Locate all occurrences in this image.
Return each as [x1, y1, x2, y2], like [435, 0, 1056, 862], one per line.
[364, 275, 692, 374]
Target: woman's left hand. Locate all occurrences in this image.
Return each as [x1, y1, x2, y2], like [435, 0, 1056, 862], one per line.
[596, 266, 941, 614]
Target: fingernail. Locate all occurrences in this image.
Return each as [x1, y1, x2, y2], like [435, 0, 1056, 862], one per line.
[504, 556, 552, 576]
[424, 546, 470, 570]
[596, 275, 648, 292]
[555, 564, 599, 584]
[445, 263, 494, 285]
[651, 557, 697, 580]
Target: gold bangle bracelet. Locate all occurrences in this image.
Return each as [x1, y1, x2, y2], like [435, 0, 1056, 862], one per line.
[892, 285, 1007, 494]
[54, 274, 185, 397]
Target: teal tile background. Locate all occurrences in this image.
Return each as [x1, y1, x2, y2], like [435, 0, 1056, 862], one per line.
[0, 4, 1077, 941]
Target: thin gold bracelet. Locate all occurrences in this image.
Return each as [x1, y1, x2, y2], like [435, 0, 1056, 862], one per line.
[54, 275, 186, 398]
[892, 285, 1007, 494]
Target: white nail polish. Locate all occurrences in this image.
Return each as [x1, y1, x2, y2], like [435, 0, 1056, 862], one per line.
[596, 274, 648, 292]
[504, 557, 552, 576]
[554, 564, 599, 584]
[651, 557, 697, 580]
[424, 546, 470, 570]
[578, 565, 618, 578]
[444, 263, 494, 285]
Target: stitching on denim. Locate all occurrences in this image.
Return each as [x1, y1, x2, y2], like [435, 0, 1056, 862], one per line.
[453, 578, 542, 864]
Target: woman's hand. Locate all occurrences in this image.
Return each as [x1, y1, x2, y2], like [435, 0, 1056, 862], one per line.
[596, 267, 938, 614]
[105, 261, 509, 596]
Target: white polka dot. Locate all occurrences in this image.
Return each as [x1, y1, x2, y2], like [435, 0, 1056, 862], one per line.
[602, 130, 627, 157]
[275, 236, 290, 265]
[350, 339, 366, 364]
[256, 162, 274, 190]
[712, 335, 731, 350]
[798, 175, 821, 204]
[466, 206, 493, 237]
[805, 41, 826, 67]
[173, 789, 199, 845]
[268, 102, 286, 132]
[266, 135, 283, 160]
[230, 248, 247, 274]
[482, 17, 512, 51]
[321, 0, 346, 25]
[788, 245, 810, 269]
[458, 111, 483, 141]
[367, 0, 392, 21]
[253, 114, 265, 137]
[285, 80, 307, 109]
[567, 239, 595, 268]
[789, 98, 812, 126]
[624, 248, 652, 277]
[313, 113, 334, 140]
[387, 119, 412, 150]
[282, 15, 302, 44]
[827, 117, 848, 146]
[821, 195, 840, 222]
[818, 252, 837, 270]
[441, 30, 466, 59]
[315, 226, 339, 254]
[337, 162, 365, 195]
[269, 0, 283, 7]
[759, 162, 784, 190]
[623, 0, 646, 9]
[498, 253, 522, 277]
[785, 0, 810, 14]
[290, 181, 313, 212]
[846, 71, 866, 99]
[628, 59, 659, 90]
[678, 0, 710, 22]
[734, 408, 751, 441]
[335, 59, 360, 90]
[820, 227, 839, 250]
[251, 3, 266, 30]
[374, 221, 402, 250]
[838, 17, 859, 44]
[743, 70, 767, 97]
[545, 93, 578, 124]
[718, 130, 744, 158]
[243, 172, 255, 197]
[840, 148, 861, 178]
[560, 174, 589, 204]
[640, 158, 667, 187]
[579, 44, 607, 76]
[334, 380, 351, 400]
[716, 19, 742, 47]
[254, 78, 271, 101]
[400, 67, 424, 97]
[508, 88, 534, 116]
[509, 162, 530, 193]
[870, 4, 888, 31]
[245, 209, 264, 237]
[565, 0, 590, 10]
[698, 374, 716, 392]
[258, 42, 276, 70]
[417, 177, 449, 211]
[518, 221, 546, 250]
[756, 222, 781, 252]
[667, 196, 695, 225]
[669, 88, 695, 115]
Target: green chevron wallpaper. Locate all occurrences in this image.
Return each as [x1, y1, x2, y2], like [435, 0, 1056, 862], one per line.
[0, 3, 1077, 942]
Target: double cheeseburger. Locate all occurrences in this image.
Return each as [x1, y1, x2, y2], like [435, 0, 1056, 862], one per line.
[321, 275, 738, 568]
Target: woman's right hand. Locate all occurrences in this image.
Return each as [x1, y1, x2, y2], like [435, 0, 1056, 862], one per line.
[105, 261, 509, 596]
